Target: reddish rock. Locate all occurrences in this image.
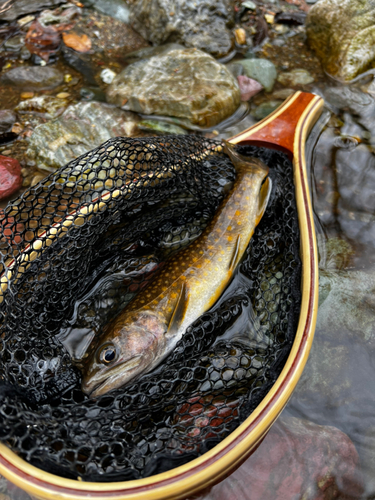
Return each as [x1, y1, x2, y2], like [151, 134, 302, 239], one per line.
[0, 155, 22, 201]
[200, 416, 363, 500]
[237, 75, 263, 101]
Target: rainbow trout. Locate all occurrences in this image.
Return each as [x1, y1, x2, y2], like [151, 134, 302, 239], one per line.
[82, 143, 272, 398]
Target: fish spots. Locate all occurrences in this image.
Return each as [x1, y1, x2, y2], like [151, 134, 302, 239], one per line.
[227, 226, 232, 231]
[235, 210, 241, 217]
[228, 236, 233, 242]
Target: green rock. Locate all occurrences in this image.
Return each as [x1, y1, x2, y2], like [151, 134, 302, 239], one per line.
[106, 48, 241, 128]
[82, 0, 130, 23]
[252, 100, 282, 120]
[0, 66, 63, 90]
[26, 102, 140, 172]
[240, 58, 277, 92]
[15, 96, 69, 119]
[306, 0, 375, 82]
[138, 120, 187, 135]
[277, 69, 314, 86]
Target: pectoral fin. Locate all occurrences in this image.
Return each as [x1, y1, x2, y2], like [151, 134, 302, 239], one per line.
[168, 281, 189, 336]
[229, 235, 242, 272]
[256, 177, 272, 224]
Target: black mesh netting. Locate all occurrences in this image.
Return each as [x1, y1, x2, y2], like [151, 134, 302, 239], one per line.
[0, 135, 301, 482]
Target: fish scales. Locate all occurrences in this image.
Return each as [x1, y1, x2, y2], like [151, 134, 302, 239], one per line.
[82, 143, 271, 398]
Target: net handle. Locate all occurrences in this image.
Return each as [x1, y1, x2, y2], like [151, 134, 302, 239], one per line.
[228, 91, 323, 159]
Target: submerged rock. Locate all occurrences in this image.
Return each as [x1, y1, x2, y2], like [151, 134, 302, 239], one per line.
[106, 48, 241, 128]
[306, 0, 375, 82]
[237, 75, 263, 101]
[0, 156, 22, 201]
[239, 59, 277, 92]
[0, 111, 17, 134]
[1, 66, 63, 90]
[253, 100, 282, 120]
[202, 416, 363, 500]
[0, 0, 66, 21]
[82, 0, 130, 23]
[15, 96, 69, 119]
[26, 102, 140, 172]
[129, 0, 234, 58]
[318, 269, 375, 346]
[277, 69, 314, 86]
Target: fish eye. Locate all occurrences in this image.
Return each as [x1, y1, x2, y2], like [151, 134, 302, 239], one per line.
[98, 344, 118, 365]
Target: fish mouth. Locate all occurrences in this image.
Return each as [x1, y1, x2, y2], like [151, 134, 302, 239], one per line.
[83, 355, 143, 398]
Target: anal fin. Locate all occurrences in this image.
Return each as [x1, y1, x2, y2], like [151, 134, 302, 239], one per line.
[168, 281, 189, 336]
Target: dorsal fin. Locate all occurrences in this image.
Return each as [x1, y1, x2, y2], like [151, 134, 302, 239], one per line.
[167, 281, 189, 336]
[228, 235, 242, 272]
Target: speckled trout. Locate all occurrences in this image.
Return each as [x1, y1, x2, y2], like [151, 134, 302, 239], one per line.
[82, 142, 272, 398]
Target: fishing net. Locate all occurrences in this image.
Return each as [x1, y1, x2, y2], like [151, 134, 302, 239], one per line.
[0, 135, 301, 482]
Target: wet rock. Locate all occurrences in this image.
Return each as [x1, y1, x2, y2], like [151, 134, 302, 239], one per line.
[252, 100, 282, 120]
[129, 0, 234, 58]
[4, 35, 25, 52]
[240, 58, 277, 92]
[277, 69, 314, 86]
[237, 75, 263, 101]
[0, 156, 22, 201]
[201, 416, 363, 500]
[82, 0, 130, 23]
[138, 120, 187, 135]
[61, 45, 97, 85]
[319, 237, 354, 270]
[0, 0, 66, 21]
[106, 48, 241, 128]
[26, 101, 140, 172]
[0, 66, 63, 90]
[317, 269, 375, 346]
[226, 62, 244, 79]
[80, 87, 106, 102]
[0, 111, 17, 134]
[271, 88, 295, 99]
[306, 0, 375, 82]
[15, 95, 69, 119]
[100, 68, 117, 84]
[324, 86, 375, 132]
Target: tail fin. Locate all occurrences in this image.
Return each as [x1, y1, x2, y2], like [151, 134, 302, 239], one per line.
[223, 141, 269, 177]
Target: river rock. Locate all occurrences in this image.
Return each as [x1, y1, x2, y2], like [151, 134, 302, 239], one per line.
[253, 100, 282, 120]
[237, 75, 263, 101]
[239, 59, 277, 92]
[106, 48, 241, 128]
[26, 101, 140, 172]
[318, 269, 375, 346]
[0, 111, 16, 134]
[277, 69, 314, 86]
[0, 0, 66, 21]
[15, 96, 68, 119]
[306, 0, 375, 82]
[0, 66, 63, 90]
[129, 0, 234, 58]
[0, 156, 22, 201]
[82, 0, 130, 23]
[201, 416, 363, 500]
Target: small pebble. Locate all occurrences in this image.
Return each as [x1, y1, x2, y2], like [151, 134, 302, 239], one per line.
[242, 0, 256, 10]
[265, 14, 275, 24]
[64, 74, 73, 83]
[56, 92, 70, 99]
[11, 123, 23, 135]
[101, 68, 117, 84]
[31, 174, 46, 187]
[17, 15, 34, 26]
[21, 92, 34, 99]
[234, 28, 247, 45]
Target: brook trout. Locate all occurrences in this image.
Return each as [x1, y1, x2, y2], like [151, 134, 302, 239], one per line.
[82, 143, 271, 398]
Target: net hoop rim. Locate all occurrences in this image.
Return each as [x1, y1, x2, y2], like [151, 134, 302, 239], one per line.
[0, 92, 323, 500]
